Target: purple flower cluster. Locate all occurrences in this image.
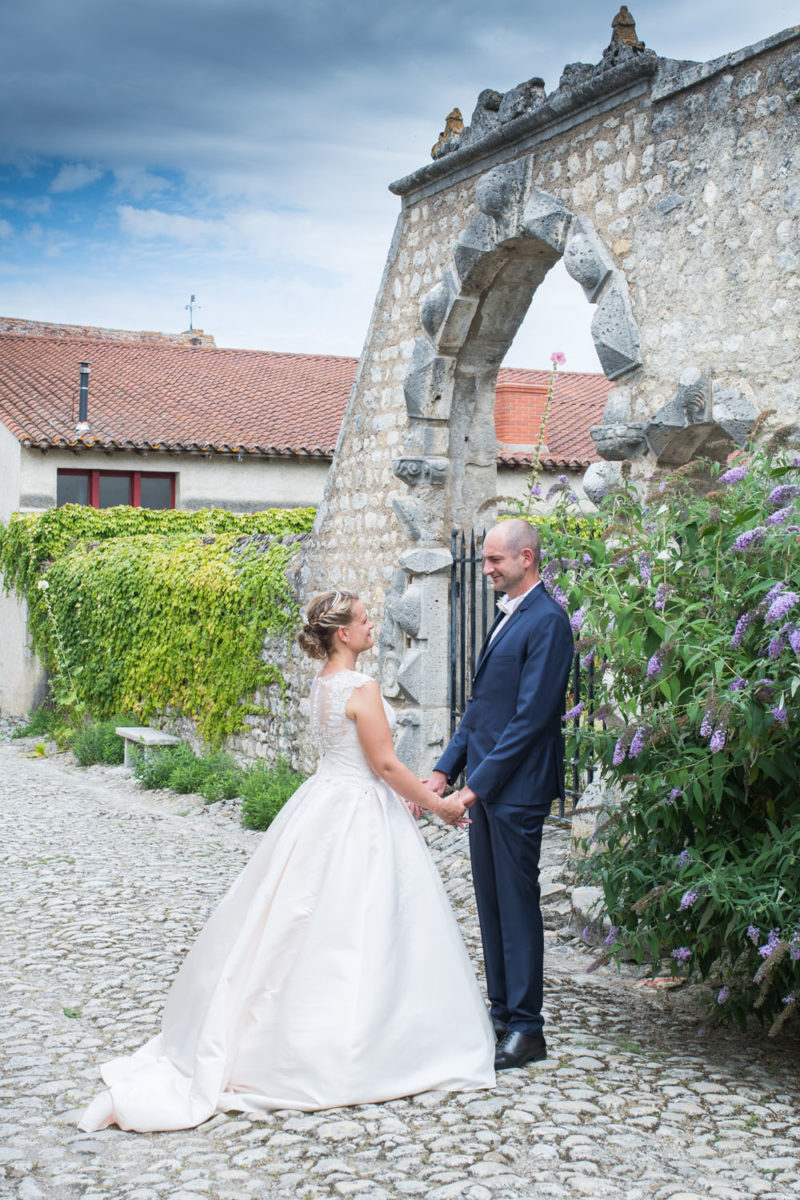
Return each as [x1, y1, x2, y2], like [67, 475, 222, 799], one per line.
[719, 465, 748, 484]
[563, 701, 585, 721]
[758, 928, 781, 959]
[700, 710, 714, 738]
[582, 553, 593, 566]
[570, 606, 587, 634]
[552, 585, 569, 610]
[782, 993, 796, 1006]
[580, 649, 595, 669]
[612, 737, 627, 766]
[710, 728, 726, 753]
[654, 583, 673, 611]
[604, 925, 619, 947]
[728, 677, 747, 691]
[527, 482, 543, 499]
[768, 483, 800, 507]
[672, 947, 692, 962]
[668, 787, 683, 803]
[768, 506, 792, 526]
[790, 933, 800, 963]
[638, 553, 652, 584]
[646, 649, 664, 679]
[765, 591, 799, 625]
[730, 611, 754, 647]
[791, 629, 800, 655]
[747, 925, 760, 943]
[677, 849, 692, 867]
[628, 727, 647, 759]
[680, 889, 699, 910]
[731, 526, 767, 552]
[717, 985, 731, 1005]
[771, 706, 788, 726]
[768, 633, 787, 660]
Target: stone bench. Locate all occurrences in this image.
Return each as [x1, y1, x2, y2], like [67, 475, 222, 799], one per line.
[116, 726, 181, 768]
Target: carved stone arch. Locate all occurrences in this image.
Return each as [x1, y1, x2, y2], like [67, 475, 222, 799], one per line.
[382, 163, 644, 766]
[392, 161, 643, 538]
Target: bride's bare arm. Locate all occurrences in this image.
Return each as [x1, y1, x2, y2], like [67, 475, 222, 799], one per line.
[346, 681, 465, 825]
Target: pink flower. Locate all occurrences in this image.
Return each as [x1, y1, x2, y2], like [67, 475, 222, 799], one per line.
[550, 351, 566, 366]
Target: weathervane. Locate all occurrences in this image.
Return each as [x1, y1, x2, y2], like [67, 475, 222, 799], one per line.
[185, 294, 201, 332]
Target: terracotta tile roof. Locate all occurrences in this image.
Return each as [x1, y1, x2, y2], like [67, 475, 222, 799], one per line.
[0, 321, 611, 467]
[0, 331, 351, 459]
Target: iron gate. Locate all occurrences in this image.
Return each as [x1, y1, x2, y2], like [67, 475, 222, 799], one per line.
[448, 528, 595, 820]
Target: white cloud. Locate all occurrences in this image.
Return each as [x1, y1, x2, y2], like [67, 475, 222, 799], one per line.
[112, 167, 172, 200]
[0, 218, 13, 237]
[117, 204, 222, 244]
[50, 163, 104, 193]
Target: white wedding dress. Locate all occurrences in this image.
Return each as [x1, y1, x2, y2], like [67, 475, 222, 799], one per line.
[78, 669, 495, 1131]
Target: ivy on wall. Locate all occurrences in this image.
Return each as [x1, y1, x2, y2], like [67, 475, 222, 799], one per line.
[0, 505, 315, 743]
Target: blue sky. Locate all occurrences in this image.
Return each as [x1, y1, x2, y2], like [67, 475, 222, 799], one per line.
[0, 0, 796, 371]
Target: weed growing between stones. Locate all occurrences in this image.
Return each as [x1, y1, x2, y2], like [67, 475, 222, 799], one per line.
[240, 758, 306, 830]
[132, 745, 305, 828]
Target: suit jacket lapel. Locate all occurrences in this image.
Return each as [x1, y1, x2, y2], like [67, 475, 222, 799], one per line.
[475, 609, 504, 671]
[474, 584, 543, 678]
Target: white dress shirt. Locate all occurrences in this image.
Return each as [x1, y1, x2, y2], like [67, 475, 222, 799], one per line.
[489, 581, 540, 642]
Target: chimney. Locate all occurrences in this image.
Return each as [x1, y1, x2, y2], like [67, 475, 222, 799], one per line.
[76, 361, 91, 433]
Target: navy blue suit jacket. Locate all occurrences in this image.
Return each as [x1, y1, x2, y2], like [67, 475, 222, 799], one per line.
[435, 584, 574, 810]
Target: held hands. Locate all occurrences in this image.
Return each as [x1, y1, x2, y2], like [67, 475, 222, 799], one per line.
[435, 791, 470, 827]
[418, 772, 476, 828]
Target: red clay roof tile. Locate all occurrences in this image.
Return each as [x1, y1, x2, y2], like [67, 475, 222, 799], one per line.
[0, 323, 611, 468]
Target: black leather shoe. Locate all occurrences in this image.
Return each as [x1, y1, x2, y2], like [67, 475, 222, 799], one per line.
[494, 1031, 547, 1071]
[491, 1016, 508, 1042]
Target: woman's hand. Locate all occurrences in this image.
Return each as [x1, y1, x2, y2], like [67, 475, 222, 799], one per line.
[435, 792, 469, 827]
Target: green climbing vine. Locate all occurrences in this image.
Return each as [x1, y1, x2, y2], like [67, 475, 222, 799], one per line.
[0, 505, 315, 743]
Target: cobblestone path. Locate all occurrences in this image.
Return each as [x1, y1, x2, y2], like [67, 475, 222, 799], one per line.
[1, 735, 799, 1200]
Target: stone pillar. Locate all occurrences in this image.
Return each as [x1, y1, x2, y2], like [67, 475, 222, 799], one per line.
[379, 544, 452, 775]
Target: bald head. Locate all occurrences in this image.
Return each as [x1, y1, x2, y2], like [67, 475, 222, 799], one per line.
[482, 519, 541, 597]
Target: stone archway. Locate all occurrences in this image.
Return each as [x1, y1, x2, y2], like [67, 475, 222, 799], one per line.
[393, 161, 642, 544]
[381, 167, 644, 771]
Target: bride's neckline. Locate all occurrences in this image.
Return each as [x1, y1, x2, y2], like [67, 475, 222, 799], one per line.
[316, 667, 361, 681]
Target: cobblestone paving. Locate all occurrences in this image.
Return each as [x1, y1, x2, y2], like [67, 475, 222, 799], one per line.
[1, 729, 799, 1200]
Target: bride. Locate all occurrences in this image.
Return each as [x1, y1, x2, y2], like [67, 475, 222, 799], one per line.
[78, 589, 495, 1131]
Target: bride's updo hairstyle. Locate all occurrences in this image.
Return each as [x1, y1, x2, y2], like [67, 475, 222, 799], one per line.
[297, 590, 359, 660]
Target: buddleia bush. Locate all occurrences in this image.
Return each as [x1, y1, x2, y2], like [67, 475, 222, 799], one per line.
[542, 439, 800, 1033]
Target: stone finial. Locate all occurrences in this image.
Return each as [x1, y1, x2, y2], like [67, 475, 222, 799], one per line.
[431, 108, 464, 159]
[611, 6, 641, 48]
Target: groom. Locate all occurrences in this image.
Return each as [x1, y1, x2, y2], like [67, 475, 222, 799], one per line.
[427, 519, 573, 1070]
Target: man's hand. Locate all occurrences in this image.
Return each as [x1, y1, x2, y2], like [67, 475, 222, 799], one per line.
[455, 785, 478, 809]
[423, 770, 448, 797]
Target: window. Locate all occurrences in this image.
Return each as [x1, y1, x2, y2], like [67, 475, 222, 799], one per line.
[57, 470, 175, 509]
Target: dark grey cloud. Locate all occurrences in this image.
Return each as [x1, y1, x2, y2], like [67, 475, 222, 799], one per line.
[4, 0, 795, 187]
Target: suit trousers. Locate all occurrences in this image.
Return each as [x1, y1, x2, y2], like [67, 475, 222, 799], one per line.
[468, 798, 545, 1037]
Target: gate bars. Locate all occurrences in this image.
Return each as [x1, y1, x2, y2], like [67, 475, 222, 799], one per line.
[448, 528, 594, 821]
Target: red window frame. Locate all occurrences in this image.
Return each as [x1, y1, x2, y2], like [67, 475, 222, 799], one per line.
[57, 469, 176, 509]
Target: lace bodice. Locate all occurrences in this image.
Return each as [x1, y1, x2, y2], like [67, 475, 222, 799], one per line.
[309, 669, 395, 777]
